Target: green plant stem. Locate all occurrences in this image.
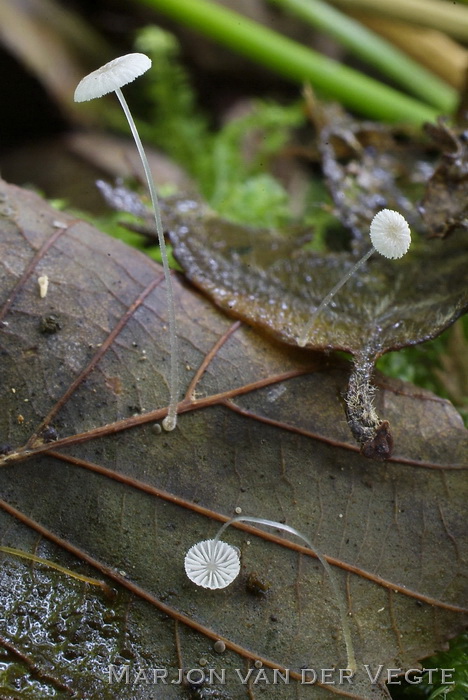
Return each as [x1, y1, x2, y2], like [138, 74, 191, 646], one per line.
[0, 545, 111, 594]
[267, 0, 455, 112]
[115, 87, 179, 431]
[215, 516, 357, 673]
[135, 0, 440, 125]
[329, 0, 468, 40]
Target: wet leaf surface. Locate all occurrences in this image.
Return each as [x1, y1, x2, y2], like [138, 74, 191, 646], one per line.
[158, 112, 468, 456]
[165, 197, 467, 357]
[0, 179, 467, 699]
[163, 192, 467, 456]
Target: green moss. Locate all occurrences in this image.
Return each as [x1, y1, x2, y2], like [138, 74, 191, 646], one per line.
[389, 632, 468, 699]
[376, 316, 468, 426]
[135, 25, 305, 228]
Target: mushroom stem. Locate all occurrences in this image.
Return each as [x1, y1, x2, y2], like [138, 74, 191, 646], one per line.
[298, 209, 411, 348]
[215, 515, 357, 673]
[298, 246, 375, 347]
[115, 87, 179, 431]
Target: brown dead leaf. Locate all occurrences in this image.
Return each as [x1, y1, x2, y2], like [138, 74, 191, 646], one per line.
[0, 179, 467, 699]
[419, 120, 468, 238]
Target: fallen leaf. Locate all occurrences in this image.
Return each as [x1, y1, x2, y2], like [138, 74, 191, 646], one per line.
[163, 191, 467, 457]
[128, 108, 465, 458]
[0, 179, 467, 700]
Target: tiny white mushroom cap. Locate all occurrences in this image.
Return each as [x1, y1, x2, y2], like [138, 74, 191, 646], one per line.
[184, 539, 240, 590]
[369, 209, 411, 260]
[74, 53, 151, 102]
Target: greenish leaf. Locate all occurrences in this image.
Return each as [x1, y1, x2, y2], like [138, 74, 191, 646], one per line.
[163, 112, 468, 457]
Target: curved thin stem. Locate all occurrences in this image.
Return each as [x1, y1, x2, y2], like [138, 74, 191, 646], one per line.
[298, 246, 375, 347]
[215, 515, 356, 673]
[115, 87, 179, 430]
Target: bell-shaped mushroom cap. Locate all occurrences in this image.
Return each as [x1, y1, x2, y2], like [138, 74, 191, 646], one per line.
[74, 53, 151, 102]
[369, 209, 411, 259]
[184, 539, 240, 590]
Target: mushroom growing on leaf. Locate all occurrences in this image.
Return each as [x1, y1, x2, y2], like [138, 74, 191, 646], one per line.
[298, 209, 411, 347]
[369, 208, 411, 258]
[75, 54, 179, 431]
[184, 539, 240, 590]
[185, 515, 356, 672]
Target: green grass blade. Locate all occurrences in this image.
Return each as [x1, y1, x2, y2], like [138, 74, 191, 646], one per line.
[134, 0, 441, 125]
[268, 0, 456, 112]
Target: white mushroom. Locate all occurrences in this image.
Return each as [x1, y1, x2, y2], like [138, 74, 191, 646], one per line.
[369, 208, 411, 259]
[184, 539, 240, 590]
[74, 54, 152, 102]
[75, 54, 179, 431]
[298, 208, 411, 347]
[185, 515, 356, 672]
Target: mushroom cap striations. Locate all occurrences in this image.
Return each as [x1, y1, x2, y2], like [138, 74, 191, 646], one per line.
[184, 539, 240, 590]
[369, 209, 411, 259]
[74, 53, 151, 102]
